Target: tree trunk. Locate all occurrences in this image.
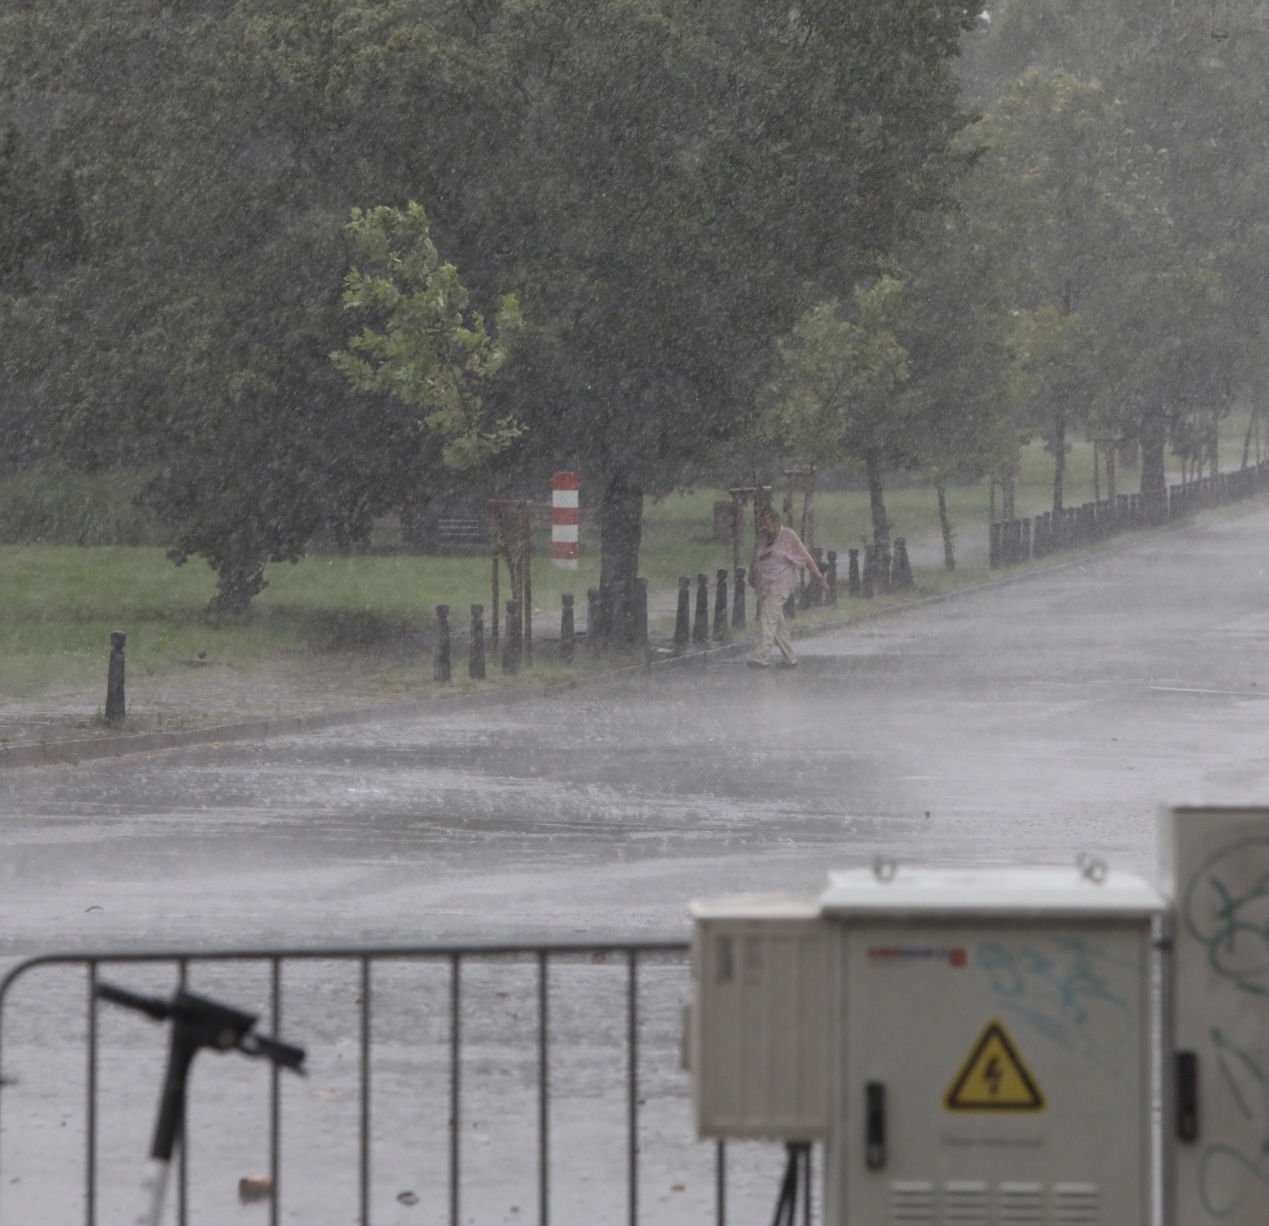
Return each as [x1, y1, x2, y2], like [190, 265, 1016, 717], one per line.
[598, 472, 644, 649]
[209, 557, 267, 615]
[1241, 409, 1254, 470]
[936, 483, 955, 571]
[1139, 405, 1168, 524]
[1052, 406, 1066, 515]
[866, 457, 889, 549]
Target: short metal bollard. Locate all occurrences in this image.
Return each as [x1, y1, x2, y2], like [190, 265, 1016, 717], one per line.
[826, 550, 838, 605]
[861, 545, 875, 599]
[560, 593, 575, 663]
[694, 573, 709, 643]
[848, 549, 860, 597]
[433, 604, 452, 683]
[674, 576, 691, 652]
[733, 567, 746, 629]
[892, 539, 913, 590]
[503, 599, 522, 675]
[714, 569, 728, 639]
[105, 630, 126, 726]
[469, 604, 486, 680]
[810, 548, 825, 606]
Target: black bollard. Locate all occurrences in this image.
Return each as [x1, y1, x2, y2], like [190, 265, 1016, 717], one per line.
[848, 549, 861, 597]
[469, 604, 486, 680]
[105, 630, 126, 726]
[1021, 518, 1032, 562]
[989, 522, 1002, 569]
[733, 568, 747, 629]
[810, 548, 825, 606]
[633, 578, 649, 647]
[694, 573, 710, 643]
[826, 551, 838, 606]
[433, 604, 452, 683]
[714, 569, 728, 639]
[892, 539, 913, 590]
[674, 576, 691, 651]
[560, 593, 575, 664]
[503, 599, 522, 675]
[587, 588, 602, 655]
[861, 545, 875, 599]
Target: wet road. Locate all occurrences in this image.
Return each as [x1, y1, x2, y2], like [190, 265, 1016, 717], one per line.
[3, 506, 1268, 958]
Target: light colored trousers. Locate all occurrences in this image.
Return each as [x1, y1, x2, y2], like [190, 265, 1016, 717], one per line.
[751, 594, 796, 665]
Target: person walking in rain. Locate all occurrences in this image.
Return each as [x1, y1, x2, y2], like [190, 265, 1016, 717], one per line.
[747, 506, 828, 668]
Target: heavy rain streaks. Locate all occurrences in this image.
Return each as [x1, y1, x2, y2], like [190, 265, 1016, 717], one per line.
[0, 510, 1268, 961]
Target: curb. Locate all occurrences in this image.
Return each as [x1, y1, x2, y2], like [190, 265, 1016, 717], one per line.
[0, 503, 1245, 770]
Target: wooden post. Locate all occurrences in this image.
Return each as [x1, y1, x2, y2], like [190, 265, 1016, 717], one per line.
[105, 631, 126, 726]
[520, 503, 532, 666]
[491, 554, 500, 652]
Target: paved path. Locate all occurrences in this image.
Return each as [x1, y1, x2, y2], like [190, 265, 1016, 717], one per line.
[1, 507, 1266, 958]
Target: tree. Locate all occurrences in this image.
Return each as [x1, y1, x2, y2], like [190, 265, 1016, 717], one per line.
[766, 279, 913, 549]
[963, 72, 1224, 518]
[891, 208, 1020, 569]
[2, 0, 981, 615]
[333, 202, 522, 472]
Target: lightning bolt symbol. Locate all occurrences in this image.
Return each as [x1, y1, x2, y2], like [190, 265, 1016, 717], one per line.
[984, 1055, 1003, 1097]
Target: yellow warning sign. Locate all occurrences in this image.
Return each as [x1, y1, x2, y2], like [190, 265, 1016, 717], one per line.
[943, 1021, 1045, 1112]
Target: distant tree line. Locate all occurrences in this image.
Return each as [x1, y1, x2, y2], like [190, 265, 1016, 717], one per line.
[0, 0, 1259, 605]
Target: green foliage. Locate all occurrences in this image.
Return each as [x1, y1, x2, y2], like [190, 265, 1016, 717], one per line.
[768, 281, 912, 469]
[333, 202, 522, 471]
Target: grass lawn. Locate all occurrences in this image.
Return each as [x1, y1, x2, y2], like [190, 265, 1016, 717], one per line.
[0, 409, 1258, 708]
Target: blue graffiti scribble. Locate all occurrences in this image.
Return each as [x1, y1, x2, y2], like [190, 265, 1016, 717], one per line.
[976, 937, 1135, 1080]
[1197, 1029, 1269, 1219]
[1182, 836, 1269, 995]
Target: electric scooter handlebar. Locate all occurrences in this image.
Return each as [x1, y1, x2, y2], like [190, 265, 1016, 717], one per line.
[95, 981, 307, 1071]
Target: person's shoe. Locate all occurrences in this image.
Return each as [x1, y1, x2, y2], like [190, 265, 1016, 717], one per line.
[746, 657, 770, 668]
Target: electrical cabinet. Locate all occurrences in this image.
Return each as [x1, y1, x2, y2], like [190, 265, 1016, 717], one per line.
[689, 894, 829, 1139]
[1169, 806, 1269, 1226]
[689, 866, 1164, 1225]
[821, 866, 1161, 1226]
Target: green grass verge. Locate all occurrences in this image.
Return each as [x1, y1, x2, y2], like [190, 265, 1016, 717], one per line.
[0, 409, 1259, 708]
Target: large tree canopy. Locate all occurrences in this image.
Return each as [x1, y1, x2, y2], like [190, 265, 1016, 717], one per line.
[0, 0, 980, 610]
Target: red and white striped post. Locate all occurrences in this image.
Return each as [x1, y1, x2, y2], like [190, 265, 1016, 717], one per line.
[552, 472, 579, 570]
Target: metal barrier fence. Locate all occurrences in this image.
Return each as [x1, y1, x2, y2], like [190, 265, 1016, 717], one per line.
[0, 940, 781, 1226]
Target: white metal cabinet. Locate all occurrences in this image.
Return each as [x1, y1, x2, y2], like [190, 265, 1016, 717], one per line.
[821, 867, 1161, 1226]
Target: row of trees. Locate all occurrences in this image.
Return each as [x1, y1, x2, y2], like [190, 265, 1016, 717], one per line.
[1, 0, 1264, 603]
